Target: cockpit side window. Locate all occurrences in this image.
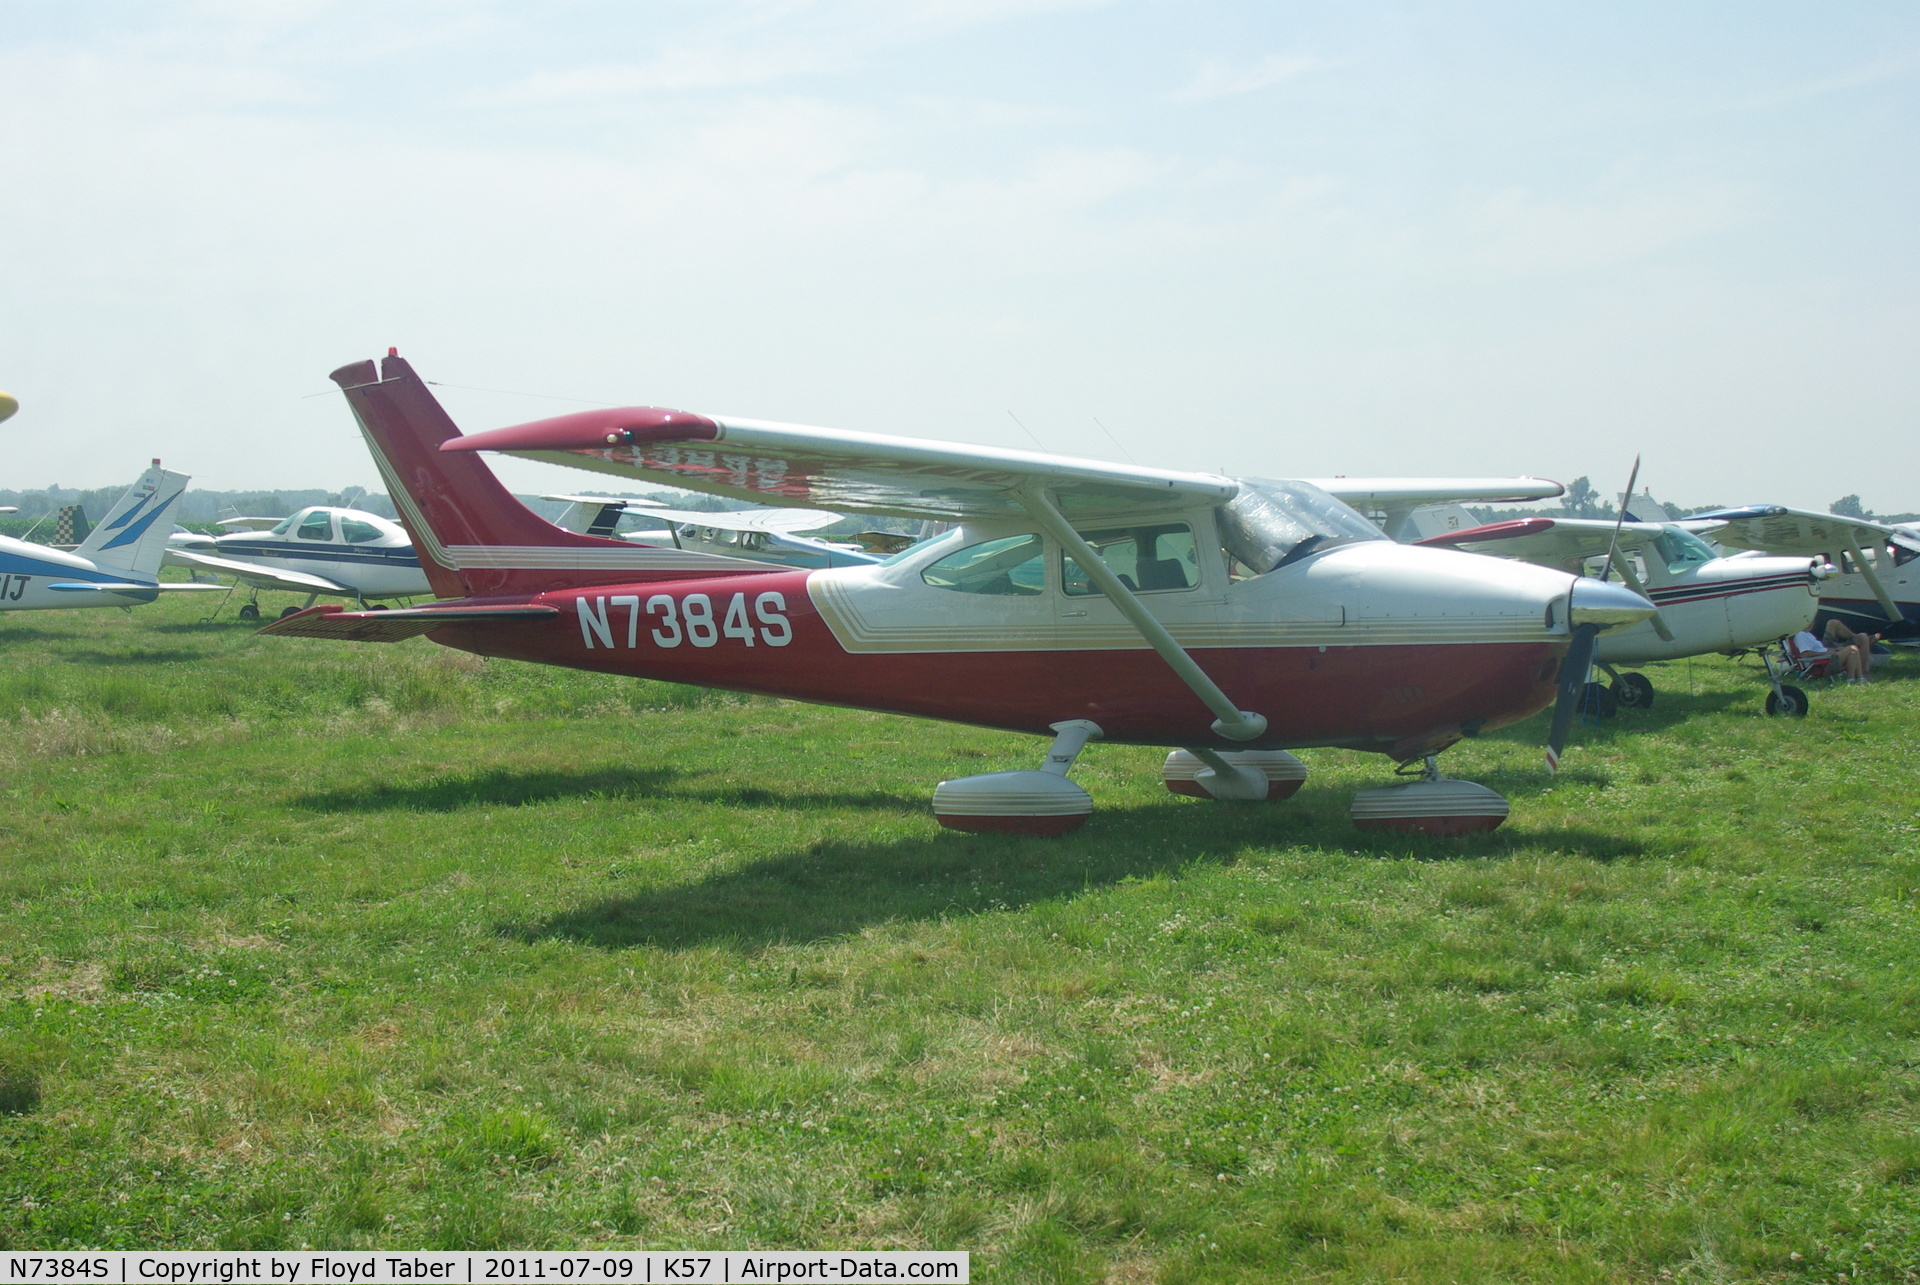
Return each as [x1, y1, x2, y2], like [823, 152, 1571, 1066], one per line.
[921, 534, 1046, 595]
[1063, 523, 1198, 595]
[296, 512, 335, 541]
[340, 518, 383, 544]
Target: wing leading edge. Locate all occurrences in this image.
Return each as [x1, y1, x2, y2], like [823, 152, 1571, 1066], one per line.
[446, 408, 1236, 522]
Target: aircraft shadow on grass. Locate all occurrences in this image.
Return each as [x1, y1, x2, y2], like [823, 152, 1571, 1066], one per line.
[292, 764, 924, 815]
[63, 648, 207, 666]
[514, 801, 1647, 952]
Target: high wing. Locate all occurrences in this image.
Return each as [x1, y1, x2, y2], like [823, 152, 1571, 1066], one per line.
[1688, 505, 1899, 558]
[1415, 516, 1705, 573]
[624, 503, 843, 535]
[167, 548, 354, 594]
[1691, 504, 1913, 621]
[1304, 477, 1564, 541]
[447, 408, 1236, 522]
[541, 494, 844, 535]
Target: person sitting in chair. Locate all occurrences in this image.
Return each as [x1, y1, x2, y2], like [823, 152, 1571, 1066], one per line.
[1823, 619, 1878, 683]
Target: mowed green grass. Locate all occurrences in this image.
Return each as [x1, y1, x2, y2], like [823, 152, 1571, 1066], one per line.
[1, 591, 1917, 1282]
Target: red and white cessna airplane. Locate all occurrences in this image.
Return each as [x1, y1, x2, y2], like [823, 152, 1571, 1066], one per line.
[263, 352, 1654, 836]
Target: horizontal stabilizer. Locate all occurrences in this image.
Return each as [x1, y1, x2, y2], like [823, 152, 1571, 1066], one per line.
[258, 603, 559, 643]
[49, 581, 159, 594]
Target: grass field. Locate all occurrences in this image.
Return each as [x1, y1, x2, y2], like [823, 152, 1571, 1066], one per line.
[1, 590, 1916, 1282]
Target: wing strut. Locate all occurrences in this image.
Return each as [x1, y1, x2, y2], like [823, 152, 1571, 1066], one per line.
[1841, 529, 1902, 623]
[1604, 553, 1675, 642]
[1017, 486, 1267, 743]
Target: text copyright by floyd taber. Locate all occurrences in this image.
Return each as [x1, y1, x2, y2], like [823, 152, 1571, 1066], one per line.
[0, 1252, 967, 1284]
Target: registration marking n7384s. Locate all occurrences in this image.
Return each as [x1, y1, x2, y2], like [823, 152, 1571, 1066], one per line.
[576, 590, 792, 650]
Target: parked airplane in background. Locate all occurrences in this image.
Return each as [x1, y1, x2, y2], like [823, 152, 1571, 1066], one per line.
[1306, 478, 1566, 541]
[166, 505, 432, 618]
[263, 351, 1654, 837]
[1687, 506, 1920, 643]
[0, 462, 220, 610]
[546, 495, 884, 568]
[1416, 514, 1829, 715]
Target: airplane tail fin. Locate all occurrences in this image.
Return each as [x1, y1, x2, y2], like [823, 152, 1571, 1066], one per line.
[332, 351, 745, 598]
[76, 462, 191, 580]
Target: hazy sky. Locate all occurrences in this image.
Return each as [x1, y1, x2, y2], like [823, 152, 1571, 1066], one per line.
[3, 2, 1916, 511]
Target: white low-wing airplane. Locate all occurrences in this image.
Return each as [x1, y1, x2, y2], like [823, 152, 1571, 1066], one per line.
[0, 462, 222, 610]
[1415, 514, 1829, 714]
[260, 351, 1657, 837]
[544, 494, 883, 568]
[1685, 505, 1920, 644]
[166, 505, 432, 618]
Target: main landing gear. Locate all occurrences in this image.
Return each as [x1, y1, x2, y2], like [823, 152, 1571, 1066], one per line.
[934, 728, 1508, 838]
[1586, 663, 1646, 716]
[1349, 755, 1509, 836]
[1609, 670, 1655, 710]
[932, 725, 1311, 836]
[933, 720, 1102, 836]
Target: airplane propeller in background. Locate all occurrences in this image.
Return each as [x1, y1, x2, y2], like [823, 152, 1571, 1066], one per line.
[1597, 455, 1641, 584]
[0, 391, 17, 424]
[1546, 452, 1643, 771]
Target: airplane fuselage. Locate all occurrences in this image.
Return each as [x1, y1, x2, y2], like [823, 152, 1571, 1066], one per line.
[423, 529, 1582, 754]
[1815, 571, 1920, 641]
[0, 536, 157, 609]
[1598, 555, 1823, 663]
[172, 506, 432, 599]
[204, 534, 429, 598]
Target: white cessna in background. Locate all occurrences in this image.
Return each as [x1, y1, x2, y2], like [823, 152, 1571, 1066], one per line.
[167, 504, 432, 619]
[1684, 505, 1919, 645]
[0, 462, 221, 611]
[1407, 482, 1830, 716]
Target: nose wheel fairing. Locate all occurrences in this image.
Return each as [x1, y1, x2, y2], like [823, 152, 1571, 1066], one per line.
[1350, 755, 1509, 836]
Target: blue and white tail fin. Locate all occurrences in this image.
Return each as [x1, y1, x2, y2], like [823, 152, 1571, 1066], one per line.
[75, 461, 192, 580]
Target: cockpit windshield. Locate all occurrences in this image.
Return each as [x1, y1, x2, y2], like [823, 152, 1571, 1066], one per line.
[268, 515, 298, 536]
[1218, 478, 1386, 575]
[1651, 525, 1717, 575]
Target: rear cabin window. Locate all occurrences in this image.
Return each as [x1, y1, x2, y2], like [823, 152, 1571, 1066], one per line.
[340, 519, 384, 544]
[921, 534, 1046, 595]
[1062, 523, 1199, 595]
[296, 513, 334, 541]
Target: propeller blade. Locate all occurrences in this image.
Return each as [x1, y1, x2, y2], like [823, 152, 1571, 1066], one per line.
[1545, 622, 1600, 774]
[1598, 455, 1642, 583]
